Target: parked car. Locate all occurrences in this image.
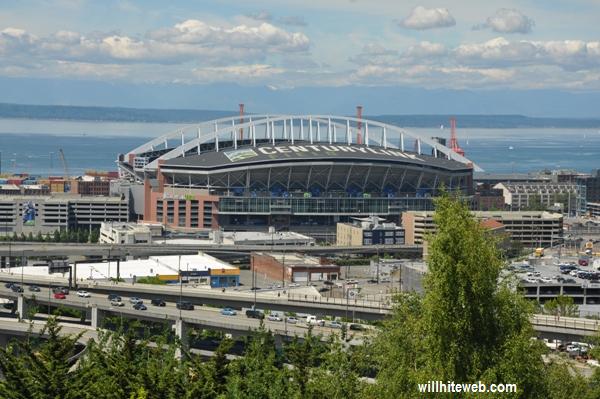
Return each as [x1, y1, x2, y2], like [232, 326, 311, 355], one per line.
[540, 277, 552, 284]
[110, 299, 124, 307]
[246, 309, 264, 319]
[176, 301, 194, 310]
[329, 321, 343, 329]
[28, 285, 41, 292]
[77, 290, 91, 298]
[323, 280, 335, 286]
[288, 283, 300, 288]
[4, 282, 13, 289]
[151, 298, 166, 307]
[286, 316, 298, 324]
[318, 287, 330, 293]
[129, 297, 143, 304]
[349, 323, 364, 331]
[133, 302, 147, 311]
[10, 285, 24, 293]
[564, 278, 577, 284]
[267, 313, 283, 322]
[220, 307, 237, 316]
[107, 294, 121, 301]
[53, 292, 66, 300]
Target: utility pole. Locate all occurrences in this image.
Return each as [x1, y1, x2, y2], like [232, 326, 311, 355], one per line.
[178, 255, 182, 320]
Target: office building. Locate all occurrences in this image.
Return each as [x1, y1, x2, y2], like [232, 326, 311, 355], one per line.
[336, 215, 405, 246]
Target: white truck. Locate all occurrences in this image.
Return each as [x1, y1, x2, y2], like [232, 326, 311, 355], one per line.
[305, 315, 325, 327]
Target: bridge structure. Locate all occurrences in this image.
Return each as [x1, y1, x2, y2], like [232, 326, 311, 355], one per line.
[0, 242, 422, 258]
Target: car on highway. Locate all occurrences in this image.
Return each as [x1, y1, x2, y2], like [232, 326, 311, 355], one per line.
[286, 316, 298, 324]
[151, 298, 166, 307]
[28, 285, 41, 292]
[129, 297, 143, 305]
[110, 299, 124, 307]
[10, 285, 24, 293]
[176, 301, 194, 310]
[288, 283, 300, 288]
[4, 282, 13, 289]
[329, 321, 343, 329]
[133, 302, 147, 311]
[77, 290, 91, 298]
[53, 292, 66, 300]
[267, 313, 283, 322]
[220, 307, 237, 316]
[53, 287, 69, 295]
[107, 294, 121, 301]
[246, 309, 264, 319]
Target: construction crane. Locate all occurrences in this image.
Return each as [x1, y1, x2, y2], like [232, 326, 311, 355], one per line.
[58, 149, 71, 192]
[449, 117, 465, 157]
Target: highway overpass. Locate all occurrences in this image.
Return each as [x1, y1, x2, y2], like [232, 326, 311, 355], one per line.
[0, 273, 391, 321]
[0, 241, 422, 258]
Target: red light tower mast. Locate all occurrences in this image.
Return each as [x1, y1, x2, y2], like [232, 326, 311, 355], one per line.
[449, 117, 465, 156]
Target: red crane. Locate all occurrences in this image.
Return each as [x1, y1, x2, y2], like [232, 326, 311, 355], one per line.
[449, 117, 465, 157]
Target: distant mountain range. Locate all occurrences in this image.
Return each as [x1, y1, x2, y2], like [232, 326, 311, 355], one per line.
[1, 102, 600, 128]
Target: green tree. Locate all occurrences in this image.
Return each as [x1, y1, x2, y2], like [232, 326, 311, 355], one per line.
[0, 317, 91, 399]
[53, 229, 61, 242]
[90, 229, 100, 243]
[369, 193, 549, 398]
[543, 295, 579, 317]
[36, 231, 43, 242]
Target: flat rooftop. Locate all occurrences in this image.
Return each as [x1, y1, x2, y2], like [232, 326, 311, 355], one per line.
[163, 142, 471, 172]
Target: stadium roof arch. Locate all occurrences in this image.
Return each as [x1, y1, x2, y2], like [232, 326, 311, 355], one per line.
[121, 115, 482, 181]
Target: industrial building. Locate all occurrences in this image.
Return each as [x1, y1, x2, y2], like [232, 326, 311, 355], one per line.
[117, 114, 479, 237]
[0, 194, 129, 235]
[336, 215, 405, 246]
[7, 252, 240, 288]
[588, 202, 600, 218]
[216, 229, 315, 246]
[251, 252, 340, 283]
[493, 182, 583, 213]
[99, 222, 153, 245]
[402, 210, 563, 248]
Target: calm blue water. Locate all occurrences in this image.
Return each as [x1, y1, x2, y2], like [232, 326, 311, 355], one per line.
[0, 118, 599, 175]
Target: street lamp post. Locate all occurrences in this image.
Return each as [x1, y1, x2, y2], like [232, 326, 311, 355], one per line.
[178, 255, 182, 320]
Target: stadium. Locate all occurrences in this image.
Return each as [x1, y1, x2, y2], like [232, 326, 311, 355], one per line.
[118, 114, 480, 236]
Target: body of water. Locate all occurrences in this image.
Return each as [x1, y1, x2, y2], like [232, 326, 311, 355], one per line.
[0, 118, 599, 175]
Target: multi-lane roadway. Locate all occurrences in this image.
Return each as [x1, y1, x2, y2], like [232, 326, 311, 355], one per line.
[0, 284, 368, 341]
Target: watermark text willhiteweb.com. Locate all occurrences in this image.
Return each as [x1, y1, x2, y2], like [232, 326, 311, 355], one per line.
[418, 381, 517, 394]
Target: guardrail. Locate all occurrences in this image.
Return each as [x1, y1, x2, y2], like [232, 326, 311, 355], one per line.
[531, 314, 600, 332]
[286, 292, 392, 311]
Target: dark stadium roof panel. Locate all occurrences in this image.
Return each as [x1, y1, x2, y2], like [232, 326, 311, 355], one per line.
[162, 143, 470, 172]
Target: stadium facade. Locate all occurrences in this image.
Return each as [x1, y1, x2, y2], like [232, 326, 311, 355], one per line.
[118, 115, 480, 235]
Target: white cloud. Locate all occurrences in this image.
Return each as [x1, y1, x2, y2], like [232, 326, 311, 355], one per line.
[399, 6, 455, 30]
[455, 37, 600, 70]
[193, 64, 284, 82]
[475, 9, 535, 34]
[0, 20, 309, 67]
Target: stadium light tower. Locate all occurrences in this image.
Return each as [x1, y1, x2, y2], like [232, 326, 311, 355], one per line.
[356, 106, 363, 145]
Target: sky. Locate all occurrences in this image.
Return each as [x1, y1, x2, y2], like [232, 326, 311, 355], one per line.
[0, 0, 599, 116]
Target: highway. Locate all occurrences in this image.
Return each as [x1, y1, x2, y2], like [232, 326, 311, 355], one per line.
[0, 272, 391, 320]
[0, 285, 370, 341]
[0, 241, 422, 257]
